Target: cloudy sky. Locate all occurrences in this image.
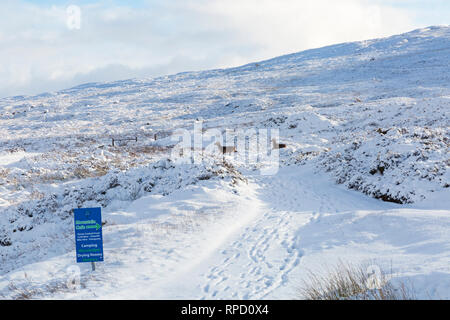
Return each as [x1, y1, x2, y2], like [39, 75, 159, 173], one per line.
[0, 0, 449, 98]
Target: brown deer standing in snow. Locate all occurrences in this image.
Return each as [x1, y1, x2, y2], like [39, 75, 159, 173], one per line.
[215, 142, 237, 154]
[272, 138, 286, 149]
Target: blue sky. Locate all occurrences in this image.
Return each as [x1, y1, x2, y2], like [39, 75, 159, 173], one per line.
[0, 0, 448, 98]
[379, 0, 450, 25]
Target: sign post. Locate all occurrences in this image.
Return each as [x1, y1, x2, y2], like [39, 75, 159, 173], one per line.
[73, 207, 104, 271]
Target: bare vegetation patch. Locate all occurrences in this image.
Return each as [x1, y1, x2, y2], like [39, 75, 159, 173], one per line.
[127, 145, 170, 157]
[299, 261, 415, 300]
[0, 158, 245, 272]
[1, 273, 86, 300]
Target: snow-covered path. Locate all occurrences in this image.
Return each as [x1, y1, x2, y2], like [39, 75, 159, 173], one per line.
[141, 165, 395, 300]
[196, 169, 319, 300]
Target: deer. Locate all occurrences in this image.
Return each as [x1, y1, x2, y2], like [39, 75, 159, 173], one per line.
[215, 142, 237, 154]
[272, 138, 287, 149]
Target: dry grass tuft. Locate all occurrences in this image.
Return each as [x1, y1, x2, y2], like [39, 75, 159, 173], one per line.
[299, 261, 415, 300]
[2, 272, 85, 300]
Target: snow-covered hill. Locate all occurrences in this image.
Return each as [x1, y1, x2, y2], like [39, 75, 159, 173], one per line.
[0, 26, 449, 299]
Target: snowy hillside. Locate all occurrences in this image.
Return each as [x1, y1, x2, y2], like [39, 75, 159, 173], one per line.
[0, 26, 449, 299]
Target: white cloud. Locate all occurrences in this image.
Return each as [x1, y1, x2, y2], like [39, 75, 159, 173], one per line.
[190, 0, 415, 57]
[0, 0, 420, 97]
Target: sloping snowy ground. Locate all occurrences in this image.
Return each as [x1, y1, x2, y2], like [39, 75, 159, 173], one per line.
[0, 26, 449, 299]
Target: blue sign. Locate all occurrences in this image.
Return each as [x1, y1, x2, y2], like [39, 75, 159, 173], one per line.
[74, 207, 104, 263]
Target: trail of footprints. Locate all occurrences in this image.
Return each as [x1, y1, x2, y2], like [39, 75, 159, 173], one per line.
[201, 209, 303, 299]
[199, 172, 340, 299]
